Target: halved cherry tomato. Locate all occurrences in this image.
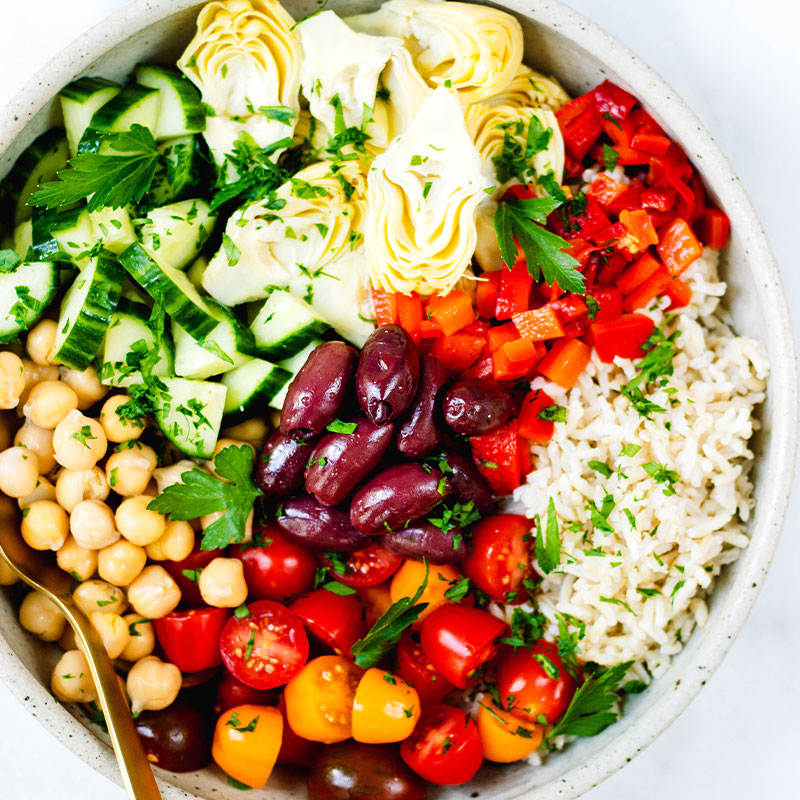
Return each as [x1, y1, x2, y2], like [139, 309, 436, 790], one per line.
[276, 695, 320, 766]
[496, 640, 577, 724]
[389, 561, 461, 627]
[211, 704, 282, 789]
[215, 672, 276, 715]
[352, 668, 421, 743]
[358, 582, 393, 628]
[284, 655, 363, 743]
[400, 704, 484, 785]
[322, 543, 403, 588]
[153, 607, 230, 673]
[420, 604, 507, 689]
[290, 589, 366, 657]
[396, 631, 455, 706]
[461, 514, 533, 604]
[163, 542, 221, 608]
[219, 600, 309, 690]
[231, 526, 316, 602]
[476, 698, 543, 762]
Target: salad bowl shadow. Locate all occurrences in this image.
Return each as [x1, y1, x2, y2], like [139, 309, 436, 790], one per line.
[0, 1, 796, 799]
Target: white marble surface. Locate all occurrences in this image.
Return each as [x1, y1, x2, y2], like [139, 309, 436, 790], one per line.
[0, 0, 798, 798]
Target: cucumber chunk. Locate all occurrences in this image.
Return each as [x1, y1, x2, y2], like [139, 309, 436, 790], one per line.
[222, 357, 292, 421]
[250, 291, 330, 360]
[59, 77, 121, 156]
[81, 85, 161, 147]
[135, 65, 205, 139]
[139, 199, 216, 270]
[32, 206, 94, 265]
[90, 206, 137, 255]
[0, 260, 58, 343]
[268, 338, 323, 411]
[146, 136, 205, 206]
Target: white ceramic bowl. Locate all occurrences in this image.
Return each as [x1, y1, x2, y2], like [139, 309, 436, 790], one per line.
[0, 2, 796, 798]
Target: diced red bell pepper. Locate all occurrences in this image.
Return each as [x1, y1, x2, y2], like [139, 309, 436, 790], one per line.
[648, 145, 695, 217]
[641, 187, 676, 213]
[657, 217, 703, 275]
[688, 174, 708, 223]
[562, 319, 589, 339]
[591, 313, 655, 363]
[607, 183, 644, 216]
[592, 80, 638, 122]
[631, 131, 671, 156]
[419, 319, 443, 339]
[564, 155, 585, 179]
[591, 221, 628, 249]
[619, 208, 659, 254]
[539, 338, 592, 389]
[492, 340, 545, 381]
[486, 322, 519, 353]
[588, 287, 623, 323]
[623, 266, 672, 312]
[511, 305, 565, 341]
[596, 251, 630, 284]
[495, 261, 533, 320]
[664, 278, 692, 310]
[696, 207, 730, 250]
[518, 388, 557, 443]
[549, 295, 589, 324]
[470, 420, 529, 494]
[462, 320, 490, 338]
[586, 173, 627, 209]
[557, 94, 603, 161]
[371, 288, 397, 326]
[617, 251, 661, 295]
[429, 332, 485, 372]
[629, 108, 665, 136]
[396, 292, 424, 343]
[501, 184, 539, 202]
[602, 116, 649, 166]
[476, 271, 501, 319]
[549, 196, 611, 239]
[564, 237, 597, 267]
[425, 291, 474, 336]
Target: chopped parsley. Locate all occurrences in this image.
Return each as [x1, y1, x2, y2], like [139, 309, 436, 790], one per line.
[538, 404, 567, 422]
[535, 497, 561, 574]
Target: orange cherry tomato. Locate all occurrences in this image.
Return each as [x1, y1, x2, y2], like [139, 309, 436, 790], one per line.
[284, 655, 363, 744]
[476, 699, 543, 763]
[390, 561, 461, 627]
[358, 582, 394, 628]
[352, 668, 421, 744]
[211, 704, 282, 789]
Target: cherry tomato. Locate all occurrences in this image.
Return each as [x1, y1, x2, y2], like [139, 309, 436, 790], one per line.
[231, 526, 316, 601]
[153, 607, 230, 674]
[420, 604, 507, 689]
[284, 655, 363, 743]
[461, 514, 533, 604]
[212, 704, 282, 789]
[396, 631, 454, 706]
[357, 582, 393, 628]
[476, 698, 543, 762]
[496, 640, 577, 724]
[290, 589, 366, 658]
[163, 543, 222, 607]
[215, 672, 276, 715]
[219, 600, 309, 690]
[400, 704, 483, 785]
[276, 696, 320, 767]
[351, 668, 420, 743]
[322, 543, 403, 588]
[390, 561, 462, 627]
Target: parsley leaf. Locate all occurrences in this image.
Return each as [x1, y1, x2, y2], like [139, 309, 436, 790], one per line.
[326, 419, 358, 435]
[535, 497, 561, 574]
[620, 327, 681, 419]
[322, 580, 357, 596]
[498, 606, 547, 650]
[538, 404, 567, 422]
[0, 249, 21, 273]
[642, 461, 679, 495]
[602, 143, 620, 172]
[588, 461, 612, 478]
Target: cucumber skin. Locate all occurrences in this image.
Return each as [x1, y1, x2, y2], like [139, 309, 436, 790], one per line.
[136, 65, 206, 137]
[88, 85, 160, 133]
[0, 262, 58, 344]
[59, 77, 119, 103]
[256, 322, 330, 361]
[222, 362, 292, 423]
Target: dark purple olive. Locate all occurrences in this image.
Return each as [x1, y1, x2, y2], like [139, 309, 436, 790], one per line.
[256, 430, 314, 496]
[396, 355, 449, 457]
[277, 496, 372, 551]
[280, 341, 358, 439]
[305, 417, 394, 506]
[442, 379, 512, 435]
[135, 696, 213, 773]
[350, 463, 447, 534]
[308, 742, 426, 800]
[382, 522, 466, 564]
[441, 450, 496, 515]
[356, 325, 420, 425]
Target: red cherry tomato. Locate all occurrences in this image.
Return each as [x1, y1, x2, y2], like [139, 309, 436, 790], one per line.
[153, 607, 230, 673]
[396, 631, 455, 706]
[461, 514, 533, 604]
[496, 640, 577, 724]
[400, 704, 484, 785]
[420, 604, 507, 689]
[163, 542, 222, 607]
[276, 696, 321, 767]
[215, 672, 276, 715]
[321, 543, 403, 588]
[219, 600, 309, 690]
[290, 589, 367, 658]
[231, 526, 317, 601]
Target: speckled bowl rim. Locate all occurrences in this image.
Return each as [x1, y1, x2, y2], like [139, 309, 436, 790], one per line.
[0, 1, 796, 798]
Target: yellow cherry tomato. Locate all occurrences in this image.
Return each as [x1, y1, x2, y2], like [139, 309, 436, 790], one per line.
[390, 561, 461, 627]
[476, 699, 543, 763]
[358, 582, 393, 628]
[212, 704, 282, 789]
[284, 655, 363, 743]
[352, 668, 421, 743]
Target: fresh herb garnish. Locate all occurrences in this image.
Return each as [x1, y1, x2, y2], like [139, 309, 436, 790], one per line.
[498, 606, 547, 650]
[602, 143, 620, 172]
[226, 712, 259, 733]
[620, 327, 681, 419]
[585, 492, 615, 534]
[326, 419, 358, 434]
[443, 575, 472, 602]
[588, 460, 612, 478]
[642, 461, 679, 496]
[538, 404, 567, 422]
[70, 425, 97, 448]
[535, 498, 561, 574]
[322, 580, 357, 596]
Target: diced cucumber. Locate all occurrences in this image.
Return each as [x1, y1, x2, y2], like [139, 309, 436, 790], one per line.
[0, 260, 58, 343]
[150, 377, 227, 459]
[13, 220, 32, 259]
[53, 252, 124, 370]
[119, 242, 217, 340]
[186, 255, 207, 290]
[138, 199, 216, 270]
[269, 338, 323, 410]
[32, 206, 94, 264]
[90, 206, 137, 255]
[82, 85, 161, 144]
[145, 136, 205, 206]
[59, 77, 121, 156]
[250, 291, 330, 360]
[0, 128, 69, 224]
[135, 65, 205, 139]
[222, 357, 292, 420]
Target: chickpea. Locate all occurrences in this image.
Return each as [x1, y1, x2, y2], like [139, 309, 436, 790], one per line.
[0, 351, 25, 410]
[126, 566, 180, 619]
[126, 656, 181, 715]
[52, 410, 107, 471]
[70, 499, 120, 550]
[222, 417, 269, 450]
[145, 520, 195, 562]
[26, 319, 57, 366]
[56, 536, 97, 581]
[18, 476, 57, 510]
[0, 409, 15, 451]
[98, 540, 147, 587]
[19, 591, 66, 642]
[58, 366, 107, 410]
[58, 625, 77, 651]
[72, 579, 127, 617]
[14, 419, 56, 474]
[88, 611, 131, 659]
[0, 446, 40, 498]
[105, 443, 157, 497]
[207, 438, 254, 479]
[55, 466, 109, 513]
[0, 558, 18, 586]
[99, 395, 145, 443]
[21, 500, 68, 551]
[18, 360, 60, 408]
[121, 615, 155, 662]
[51, 650, 97, 703]
[201, 507, 253, 543]
[152, 459, 196, 494]
[22, 379, 78, 429]
[198, 557, 248, 608]
[116, 496, 166, 546]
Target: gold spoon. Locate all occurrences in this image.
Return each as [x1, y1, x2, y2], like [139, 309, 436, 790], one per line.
[0, 496, 162, 800]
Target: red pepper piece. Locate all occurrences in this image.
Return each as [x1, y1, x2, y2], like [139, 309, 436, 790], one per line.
[641, 187, 676, 212]
[564, 237, 597, 266]
[476, 271, 501, 319]
[371, 288, 398, 326]
[548, 195, 611, 239]
[617, 251, 661, 295]
[696, 208, 730, 250]
[596, 251, 630, 284]
[419, 319, 443, 339]
[657, 217, 703, 275]
[511, 305, 565, 341]
[586, 173, 627, 209]
[631, 131, 671, 156]
[426, 291, 474, 336]
[470, 419, 528, 494]
[591, 313, 655, 363]
[538, 338, 592, 389]
[619, 208, 659, 253]
[429, 332, 485, 372]
[664, 278, 692, 310]
[590, 221, 628, 248]
[517, 388, 557, 443]
[588, 287, 623, 323]
[486, 322, 519, 353]
[606, 183, 644, 216]
[592, 80, 638, 122]
[495, 261, 533, 320]
[492, 340, 545, 381]
[549, 295, 589, 324]
[623, 266, 672, 312]
[396, 292, 424, 343]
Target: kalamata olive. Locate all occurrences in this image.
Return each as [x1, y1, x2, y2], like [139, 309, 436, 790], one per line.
[382, 522, 466, 564]
[308, 742, 426, 800]
[396, 356, 449, 457]
[135, 695, 213, 773]
[350, 463, 447, 534]
[277, 496, 372, 551]
[305, 417, 394, 506]
[356, 325, 420, 425]
[441, 450, 496, 515]
[281, 341, 358, 438]
[256, 430, 314, 496]
[442, 379, 512, 435]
